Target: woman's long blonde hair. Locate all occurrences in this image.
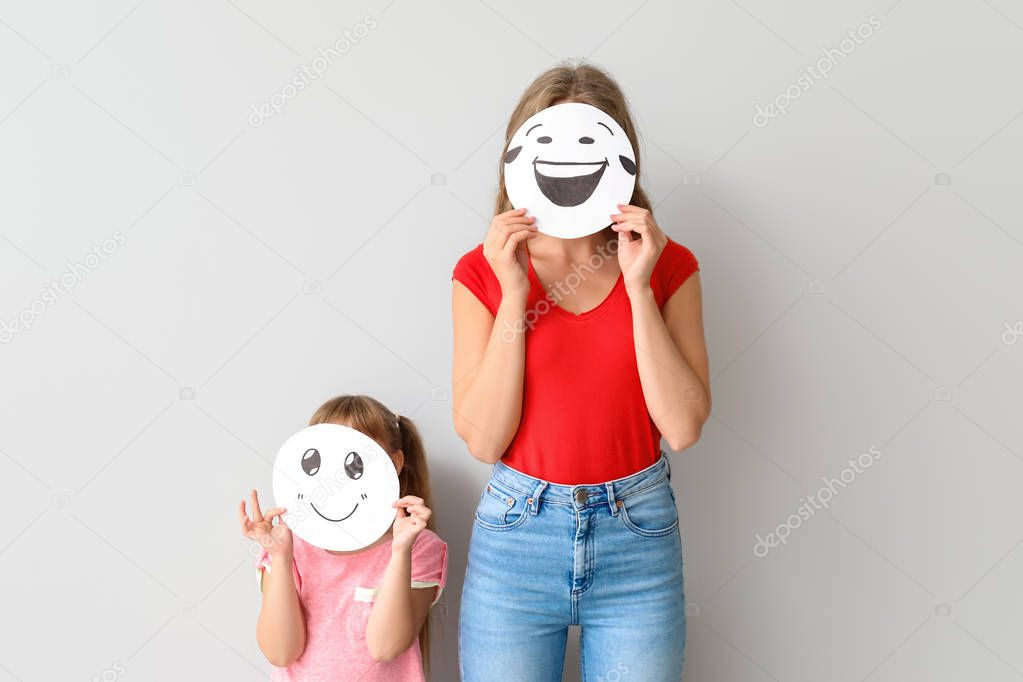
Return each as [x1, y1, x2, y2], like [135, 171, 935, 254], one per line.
[308, 395, 436, 668]
[495, 62, 652, 216]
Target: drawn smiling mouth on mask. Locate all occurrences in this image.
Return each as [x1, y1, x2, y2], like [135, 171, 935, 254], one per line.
[533, 158, 609, 207]
[311, 501, 358, 523]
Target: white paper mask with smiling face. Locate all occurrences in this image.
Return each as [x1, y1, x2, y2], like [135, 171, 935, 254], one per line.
[273, 423, 399, 551]
[504, 102, 637, 239]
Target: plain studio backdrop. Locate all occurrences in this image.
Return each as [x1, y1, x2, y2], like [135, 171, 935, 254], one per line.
[2, 1, 1022, 680]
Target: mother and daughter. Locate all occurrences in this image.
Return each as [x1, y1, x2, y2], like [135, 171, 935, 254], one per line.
[238, 63, 711, 682]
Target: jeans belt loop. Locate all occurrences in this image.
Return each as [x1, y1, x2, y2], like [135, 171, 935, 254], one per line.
[528, 480, 547, 515]
[605, 481, 619, 516]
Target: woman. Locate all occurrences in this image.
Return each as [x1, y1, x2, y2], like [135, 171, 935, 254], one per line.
[451, 64, 711, 681]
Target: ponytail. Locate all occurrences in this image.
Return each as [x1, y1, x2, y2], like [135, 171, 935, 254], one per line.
[396, 415, 434, 530]
[395, 413, 434, 669]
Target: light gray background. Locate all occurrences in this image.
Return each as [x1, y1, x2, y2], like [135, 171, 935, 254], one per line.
[2, 1, 1022, 680]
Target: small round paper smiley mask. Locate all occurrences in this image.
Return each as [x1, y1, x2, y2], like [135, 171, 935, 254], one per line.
[273, 424, 399, 551]
[504, 102, 637, 239]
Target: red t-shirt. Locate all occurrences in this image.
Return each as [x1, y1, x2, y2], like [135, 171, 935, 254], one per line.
[452, 239, 699, 484]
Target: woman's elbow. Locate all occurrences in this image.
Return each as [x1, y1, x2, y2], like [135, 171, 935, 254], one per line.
[453, 416, 505, 463]
[664, 414, 708, 452]
[664, 431, 697, 452]
[465, 438, 504, 464]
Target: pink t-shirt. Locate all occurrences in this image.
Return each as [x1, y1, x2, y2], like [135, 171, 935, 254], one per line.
[257, 530, 448, 682]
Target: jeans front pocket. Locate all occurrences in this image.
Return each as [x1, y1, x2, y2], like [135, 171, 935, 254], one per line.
[618, 481, 679, 538]
[474, 480, 530, 531]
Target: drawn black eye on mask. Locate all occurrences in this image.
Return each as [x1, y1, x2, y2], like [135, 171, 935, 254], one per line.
[344, 451, 364, 480]
[301, 448, 321, 476]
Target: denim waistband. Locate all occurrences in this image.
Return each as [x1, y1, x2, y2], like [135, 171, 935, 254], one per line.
[489, 455, 671, 512]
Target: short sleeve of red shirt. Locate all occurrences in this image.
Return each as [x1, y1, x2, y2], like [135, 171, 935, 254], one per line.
[452, 245, 500, 316]
[410, 529, 448, 604]
[652, 239, 700, 307]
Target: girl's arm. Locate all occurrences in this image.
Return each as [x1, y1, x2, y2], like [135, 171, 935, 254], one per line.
[452, 210, 536, 463]
[240, 492, 306, 667]
[366, 496, 437, 662]
[613, 206, 712, 450]
[364, 545, 437, 662]
[256, 549, 306, 666]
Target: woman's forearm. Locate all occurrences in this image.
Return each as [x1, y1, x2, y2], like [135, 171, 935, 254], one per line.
[256, 553, 306, 667]
[629, 287, 711, 450]
[453, 291, 529, 462]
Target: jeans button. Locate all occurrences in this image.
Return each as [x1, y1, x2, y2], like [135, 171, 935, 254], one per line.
[575, 489, 588, 505]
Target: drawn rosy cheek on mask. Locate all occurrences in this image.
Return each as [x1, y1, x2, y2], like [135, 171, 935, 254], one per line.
[273, 424, 399, 551]
[503, 102, 637, 239]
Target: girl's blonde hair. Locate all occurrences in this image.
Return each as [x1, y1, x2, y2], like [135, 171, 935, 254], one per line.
[495, 62, 652, 216]
[308, 395, 435, 667]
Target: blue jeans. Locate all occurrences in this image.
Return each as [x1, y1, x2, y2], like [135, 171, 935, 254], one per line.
[459, 456, 685, 681]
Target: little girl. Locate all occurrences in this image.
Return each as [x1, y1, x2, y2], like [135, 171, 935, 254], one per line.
[239, 395, 448, 681]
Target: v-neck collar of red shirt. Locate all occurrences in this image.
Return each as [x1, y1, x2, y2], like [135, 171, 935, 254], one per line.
[526, 254, 625, 322]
